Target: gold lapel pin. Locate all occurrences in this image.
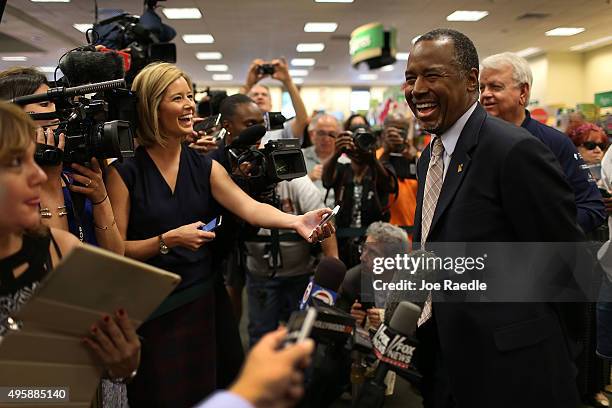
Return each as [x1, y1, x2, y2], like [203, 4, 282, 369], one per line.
[457, 163, 463, 173]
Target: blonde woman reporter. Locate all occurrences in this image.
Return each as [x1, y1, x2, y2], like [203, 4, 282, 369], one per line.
[105, 62, 333, 407]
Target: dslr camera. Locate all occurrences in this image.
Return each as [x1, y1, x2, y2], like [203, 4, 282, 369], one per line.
[348, 125, 377, 153]
[257, 63, 276, 75]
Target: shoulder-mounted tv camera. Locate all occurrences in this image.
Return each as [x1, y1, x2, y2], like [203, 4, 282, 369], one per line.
[11, 79, 136, 165]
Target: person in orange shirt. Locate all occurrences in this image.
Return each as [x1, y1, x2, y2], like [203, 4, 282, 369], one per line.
[376, 113, 418, 232]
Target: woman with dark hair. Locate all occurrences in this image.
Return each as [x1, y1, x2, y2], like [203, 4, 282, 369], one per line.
[0, 67, 123, 254]
[344, 113, 370, 131]
[0, 101, 140, 408]
[105, 62, 333, 407]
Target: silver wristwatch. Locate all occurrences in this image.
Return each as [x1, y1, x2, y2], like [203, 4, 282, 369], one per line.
[159, 234, 169, 255]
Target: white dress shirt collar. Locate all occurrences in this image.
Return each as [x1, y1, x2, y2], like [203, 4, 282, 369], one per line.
[430, 102, 478, 179]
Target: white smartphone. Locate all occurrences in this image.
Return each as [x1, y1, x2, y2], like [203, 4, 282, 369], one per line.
[308, 205, 340, 239]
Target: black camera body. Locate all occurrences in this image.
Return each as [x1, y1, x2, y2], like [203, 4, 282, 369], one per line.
[348, 126, 377, 153]
[264, 112, 286, 131]
[13, 79, 136, 166]
[230, 138, 307, 201]
[257, 64, 276, 75]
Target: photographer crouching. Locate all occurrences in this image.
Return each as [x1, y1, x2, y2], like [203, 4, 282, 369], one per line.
[322, 126, 397, 268]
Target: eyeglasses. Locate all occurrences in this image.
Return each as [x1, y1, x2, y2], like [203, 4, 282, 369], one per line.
[582, 141, 608, 151]
[315, 130, 337, 138]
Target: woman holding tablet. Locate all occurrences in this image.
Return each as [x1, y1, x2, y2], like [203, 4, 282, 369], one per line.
[0, 102, 140, 407]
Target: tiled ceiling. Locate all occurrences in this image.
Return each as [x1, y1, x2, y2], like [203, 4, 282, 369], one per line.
[0, 0, 611, 87]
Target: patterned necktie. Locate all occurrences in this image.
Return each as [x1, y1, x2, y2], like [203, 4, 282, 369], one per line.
[418, 137, 445, 326]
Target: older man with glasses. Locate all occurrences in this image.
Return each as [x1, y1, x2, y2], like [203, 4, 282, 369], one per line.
[302, 113, 344, 207]
[480, 52, 605, 234]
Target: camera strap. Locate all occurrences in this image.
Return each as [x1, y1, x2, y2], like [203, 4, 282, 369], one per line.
[61, 173, 86, 242]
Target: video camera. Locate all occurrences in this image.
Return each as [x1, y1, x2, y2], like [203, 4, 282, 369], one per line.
[11, 79, 135, 165]
[231, 138, 307, 193]
[93, 0, 176, 83]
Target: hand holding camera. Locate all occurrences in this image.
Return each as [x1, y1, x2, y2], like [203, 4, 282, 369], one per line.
[335, 131, 356, 154]
[69, 158, 108, 204]
[36, 127, 65, 187]
[383, 126, 407, 154]
[246, 58, 293, 90]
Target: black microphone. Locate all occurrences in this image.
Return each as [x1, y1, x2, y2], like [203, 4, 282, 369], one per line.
[229, 125, 267, 148]
[355, 301, 421, 408]
[59, 49, 125, 87]
[299, 257, 347, 309]
[10, 79, 127, 106]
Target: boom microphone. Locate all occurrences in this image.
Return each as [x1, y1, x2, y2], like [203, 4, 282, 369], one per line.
[230, 124, 267, 148]
[59, 48, 126, 87]
[299, 257, 347, 310]
[10, 79, 127, 106]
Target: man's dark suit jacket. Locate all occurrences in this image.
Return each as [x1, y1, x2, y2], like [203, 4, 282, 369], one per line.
[413, 103, 582, 408]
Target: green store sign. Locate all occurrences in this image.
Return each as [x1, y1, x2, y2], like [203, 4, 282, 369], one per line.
[350, 23, 386, 63]
[595, 91, 612, 108]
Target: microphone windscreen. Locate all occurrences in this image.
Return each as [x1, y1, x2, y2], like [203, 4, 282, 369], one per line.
[233, 124, 266, 147]
[59, 50, 125, 87]
[384, 249, 434, 323]
[314, 257, 347, 292]
[388, 301, 421, 337]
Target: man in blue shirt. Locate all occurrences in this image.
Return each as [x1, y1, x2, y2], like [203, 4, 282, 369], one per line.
[480, 52, 605, 233]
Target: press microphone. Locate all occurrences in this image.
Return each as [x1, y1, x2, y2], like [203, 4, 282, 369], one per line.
[355, 301, 421, 408]
[299, 257, 347, 310]
[10, 79, 127, 106]
[229, 124, 267, 148]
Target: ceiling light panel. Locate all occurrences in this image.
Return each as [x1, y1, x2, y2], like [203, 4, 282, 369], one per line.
[205, 64, 228, 72]
[545, 27, 585, 36]
[212, 74, 233, 81]
[182, 34, 214, 44]
[296, 43, 325, 52]
[289, 69, 309, 77]
[359, 74, 377, 80]
[304, 22, 338, 32]
[291, 58, 316, 66]
[2, 56, 28, 61]
[446, 10, 489, 22]
[570, 36, 612, 51]
[162, 8, 202, 19]
[196, 52, 223, 60]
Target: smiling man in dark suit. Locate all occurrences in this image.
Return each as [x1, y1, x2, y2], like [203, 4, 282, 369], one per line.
[405, 29, 583, 408]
